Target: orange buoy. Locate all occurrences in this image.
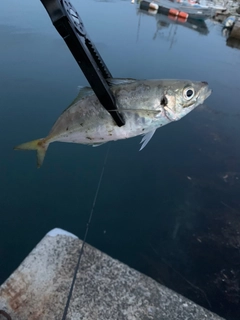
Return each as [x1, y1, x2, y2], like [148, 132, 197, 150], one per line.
[177, 16, 187, 23]
[178, 11, 189, 19]
[168, 14, 178, 21]
[168, 8, 179, 16]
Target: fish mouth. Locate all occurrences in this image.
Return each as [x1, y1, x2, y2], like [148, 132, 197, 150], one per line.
[163, 82, 212, 121]
[185, 83, 212, 107]
[203, 87, 212, 100]
[205, 88, 212, 99]
[199, 82, 212, 102]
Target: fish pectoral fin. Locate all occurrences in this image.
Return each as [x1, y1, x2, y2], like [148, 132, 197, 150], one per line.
[139, 129, 156, 151]
[14, 138, 48, 168]
[92, 142, 107, 147]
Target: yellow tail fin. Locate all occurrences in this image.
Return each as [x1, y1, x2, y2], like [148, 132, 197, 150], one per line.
[14, 138, 49, 168]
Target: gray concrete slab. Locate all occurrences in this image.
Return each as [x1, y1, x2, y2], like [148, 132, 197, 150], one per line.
[0, 229, 225, 320]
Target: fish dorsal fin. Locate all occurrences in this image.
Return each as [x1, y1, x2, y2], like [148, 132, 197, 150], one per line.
[107, 78, 137, 86]
[74, 86, 93, 101]
[139, 129, 156, 151]
[69, 86, 93, 106]
[63, 87, 94, 112]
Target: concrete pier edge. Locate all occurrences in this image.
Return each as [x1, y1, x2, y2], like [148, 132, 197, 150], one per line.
[0, 228, 225, 320]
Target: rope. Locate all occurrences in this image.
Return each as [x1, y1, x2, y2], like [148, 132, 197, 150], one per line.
[61, 145, 110, 320]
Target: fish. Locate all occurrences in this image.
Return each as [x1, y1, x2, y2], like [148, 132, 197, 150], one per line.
[14, 78, 211, 167]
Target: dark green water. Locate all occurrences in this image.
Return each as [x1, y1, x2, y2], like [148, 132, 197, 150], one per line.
[1, 0, 240, 319]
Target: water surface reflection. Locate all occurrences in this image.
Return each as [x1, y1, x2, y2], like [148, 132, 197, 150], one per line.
[0, 1, 240, 319]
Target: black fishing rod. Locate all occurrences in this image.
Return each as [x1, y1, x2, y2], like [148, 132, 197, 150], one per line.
[40, 0, 125, 127]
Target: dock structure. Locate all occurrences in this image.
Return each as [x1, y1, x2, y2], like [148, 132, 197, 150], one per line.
[0, 228, 225, 320]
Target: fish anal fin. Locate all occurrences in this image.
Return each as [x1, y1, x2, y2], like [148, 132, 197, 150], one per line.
[14, 138, 49, 168]
[139, 129, 156, 151]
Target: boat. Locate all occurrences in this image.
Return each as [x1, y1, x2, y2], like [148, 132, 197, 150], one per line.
[137, 8, 209, 37]
[139, 0, 227, 20]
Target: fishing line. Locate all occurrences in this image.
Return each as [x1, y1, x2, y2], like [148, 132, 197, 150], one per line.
[61, 145, 110, 320]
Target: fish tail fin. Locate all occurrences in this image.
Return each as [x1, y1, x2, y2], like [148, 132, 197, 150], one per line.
[14, 138, 49, 168]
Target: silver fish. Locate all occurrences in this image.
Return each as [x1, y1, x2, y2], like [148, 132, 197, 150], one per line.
[14, 78, 211, 167]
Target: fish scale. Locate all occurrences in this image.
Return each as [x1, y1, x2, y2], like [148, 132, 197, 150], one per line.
[14, 78, 211, 168]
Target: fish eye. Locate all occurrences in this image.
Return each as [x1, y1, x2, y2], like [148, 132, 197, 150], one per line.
[183, 87, 195, 100]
